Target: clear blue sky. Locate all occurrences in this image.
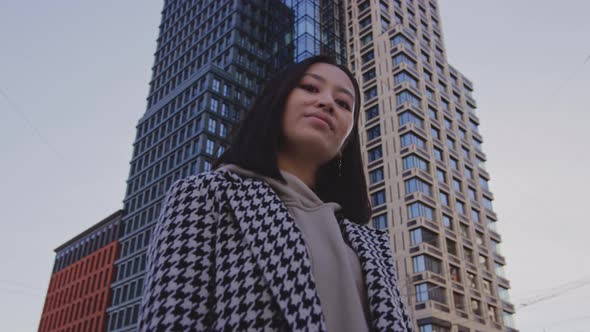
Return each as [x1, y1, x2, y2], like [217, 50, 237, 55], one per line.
[0, 1, 588, 331]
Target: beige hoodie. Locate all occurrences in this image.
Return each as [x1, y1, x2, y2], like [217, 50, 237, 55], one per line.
[215, 163, 370, 332]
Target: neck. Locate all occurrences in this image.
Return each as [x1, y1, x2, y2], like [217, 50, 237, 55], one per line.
[277, 152, 318, 189]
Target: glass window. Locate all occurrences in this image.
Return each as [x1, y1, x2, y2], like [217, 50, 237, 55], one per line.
[207, 118, 217, 133]
[456, 200, 465, 215]
[399, 111, 424, 128]
[366, 105, 379, 121]
[368, 146, 383, 162]
[439, 191, 449, 206]
[362, 50, 375, 64]
[452, 178, 461, 192]
[408, 202, 434, 220]
[436, 168, 446, 183]
[442, 214, 453, 229]
[369, 167, 384, 184]
[471, 209, 480, 222]
[364, 86, 378, 101]
[449, 157, 458, 170]
[363, 68, 377, 82]
[431, 127, 440, 139]
[394, 71, 418, 87]
[412, 254, 442, 274]
[434, 147, 443, 161]
[402, 154, 429, 171]
[450, 265, 461, 282]
[483, 196, 493, 211]
[393, 53, 416, 69]
[406, 178, 432, 196]
[212, 78, 220, 92]
[396, 90, 421, 107]
[371, 190, 386, 206]
[401, 132, 426, 149]
[367, 125, 381, 140]
[372, 214, 388, 229]
[391, 34, 414, 49]
[446, 137, 455, 150]
[429, 107, 437, 119]
[205, 139, 215, 155]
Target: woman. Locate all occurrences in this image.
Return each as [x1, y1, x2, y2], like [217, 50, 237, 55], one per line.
[138, 55, 414, 332]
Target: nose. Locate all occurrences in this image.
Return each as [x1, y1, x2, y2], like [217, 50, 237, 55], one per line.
[317, 92, 334, 113]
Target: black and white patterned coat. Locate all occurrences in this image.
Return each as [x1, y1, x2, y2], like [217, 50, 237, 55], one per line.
[138, 169, 414, 332]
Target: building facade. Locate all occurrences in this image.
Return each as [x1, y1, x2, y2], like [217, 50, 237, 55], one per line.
[38, 210, 121, 332]
[98, 0, 516, 331]
[346, 0, 517, 331]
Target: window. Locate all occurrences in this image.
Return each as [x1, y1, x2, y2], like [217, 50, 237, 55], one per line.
[408, 202, 434, 220]
[391, 34, 414, 49]
[217, 145, 225, 157]
[367, 125, 381, 140]
[410, 227, 438, 246]
[459, 127, 466, 139]
[462, 146, 470, 159]
[372, 214, 388, 229]
[207, 118, 217, 133]
[452, 178, 461, 192]
[368, 146, 383, 162]
[495, 262, 506, 278]
[446, 238, 457, 255]
[439, 191, 449, 206]
[429, 107, 437, 120]
[444, 117, 452, 129]
[459, 223, 470, 238]
[205, 139, 215, 155]
[468, 187, 476, 201]
[359, 16, 372, 29]
[424, 70, 432, 82]
[453, 292, 465, 311]
[436, 168, 446, 183]
[393, 53, 416, 69]
[482, 279, 492, 295]
[402, 154, 429, 171]
[210, 98, 219, 112]
[399, 111, 424, 128]
[360, 32, 373, 46]
[369, 167, 384, 184]
[412, 254, 442, 274]
[364, 86, 378, 101]
[471, 209, 480, 222]
[371, 190, 386, 206]
[431, 127, 440, 139]
[479, 254, 489, 270]
[483, 196, 493, 211]
[425, 88, 434, 101]
[450, 265, 461, 282]
[446, 137, 455, 150]
[464, 246, 474, 263]
[396, 91, 421, 107]
[471, 298, 482, 316]
[434, 147, 443, 161]
[456, 200, 465, 215]
[442, 214, 453, 229]
[219, 123, 227, 138]
[488, 305, 498, 323]
[479, 176, 490, 190]
[465, 166, 473, 179]
[473, 138, 482, 151]
[365, 105, 379, 121]
[406, 178, 432, 196]
[415, 282, 446, 303]
[212, 78, 220, 92]
[467, 272, 478, 288]
[362, 50, 375, 64]
[401, 132, 426, 149]
[394, 71, 418, 87]
[363, 68, 377, 82]
[498, 286, 511, 302]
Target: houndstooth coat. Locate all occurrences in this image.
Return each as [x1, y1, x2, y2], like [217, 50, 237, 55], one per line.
[138, 169, 414, 332]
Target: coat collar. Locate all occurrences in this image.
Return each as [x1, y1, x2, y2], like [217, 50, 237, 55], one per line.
[215, 169, 412, 332]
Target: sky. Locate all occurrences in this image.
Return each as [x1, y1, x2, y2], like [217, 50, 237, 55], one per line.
[0, 0, 588, 331]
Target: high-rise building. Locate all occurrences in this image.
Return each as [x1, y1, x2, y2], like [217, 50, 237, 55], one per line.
[346, 0, 517, 331]
[93, 0, 516, 331]
[105, 1, 350, 331]
[38, 210, 121, 332]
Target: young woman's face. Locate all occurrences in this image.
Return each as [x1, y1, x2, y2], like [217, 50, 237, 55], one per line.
[281, 62, 356, 164]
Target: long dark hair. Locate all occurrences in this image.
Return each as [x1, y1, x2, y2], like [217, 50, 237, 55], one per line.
[213, 55, 371, 225]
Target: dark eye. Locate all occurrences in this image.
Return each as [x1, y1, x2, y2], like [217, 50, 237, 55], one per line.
[299, 84, 318, 93]
[337, 100, 352, 111]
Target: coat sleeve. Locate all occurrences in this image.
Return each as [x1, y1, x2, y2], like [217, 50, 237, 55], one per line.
[137, 175, 219, 332]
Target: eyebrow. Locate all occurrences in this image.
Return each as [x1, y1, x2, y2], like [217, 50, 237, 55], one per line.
[302, 73, 355, 100]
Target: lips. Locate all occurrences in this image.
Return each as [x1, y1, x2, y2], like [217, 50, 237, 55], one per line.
[304, 112, 333, 130]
